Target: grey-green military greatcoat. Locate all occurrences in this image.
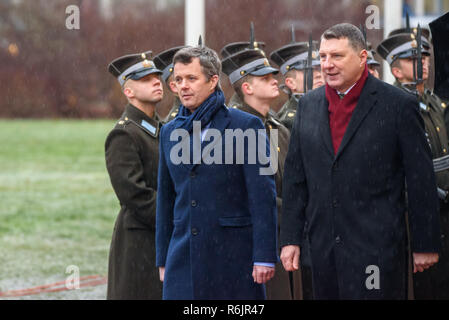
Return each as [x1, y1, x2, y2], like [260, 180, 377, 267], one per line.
[277, 95, 300, 131]
[237, 102, 303, 299]
[413, 89, 449, 299]
[105, 104, 162, 300]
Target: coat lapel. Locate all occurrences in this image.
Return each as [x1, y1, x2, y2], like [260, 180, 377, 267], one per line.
[318, 94, 335, 157]
[335, 75, 378, 160]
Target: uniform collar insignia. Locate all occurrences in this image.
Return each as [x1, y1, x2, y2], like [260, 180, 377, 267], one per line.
[141, 119, 157, 135]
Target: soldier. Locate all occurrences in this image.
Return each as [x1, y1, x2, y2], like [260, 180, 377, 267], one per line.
[105, 51, 163, 299]
[270, 32, 323, 131]
[366, 47, 380, 79]
[378, 25, 449, 299]
[153, 46, 185, 123]
[220, 22, 267, 110]
[221, 48, 298, 300]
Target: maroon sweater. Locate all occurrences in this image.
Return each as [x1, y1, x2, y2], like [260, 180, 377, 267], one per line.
[325, 65, 369, 154]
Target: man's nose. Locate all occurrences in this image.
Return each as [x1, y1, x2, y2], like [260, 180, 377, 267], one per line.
[321, 57, 332, 70]
[178, 79, 188, 89]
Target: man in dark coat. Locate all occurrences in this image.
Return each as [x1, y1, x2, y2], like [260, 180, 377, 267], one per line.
[378, 25, 449, 300]
[105, 51, 163, 299]
[280, 23, 441, 300]
[222, 48, 298, 300]
[156, 45, 278, 299]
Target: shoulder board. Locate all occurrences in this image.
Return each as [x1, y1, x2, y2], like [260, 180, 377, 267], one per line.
[116, 116, 131, 127]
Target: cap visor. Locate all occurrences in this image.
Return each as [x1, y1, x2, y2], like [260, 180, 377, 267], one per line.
[249, 66, 279, 77]
[128, 68, 162, 81]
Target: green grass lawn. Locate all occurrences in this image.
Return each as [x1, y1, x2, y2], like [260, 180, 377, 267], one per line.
[0, 119, 118, 299]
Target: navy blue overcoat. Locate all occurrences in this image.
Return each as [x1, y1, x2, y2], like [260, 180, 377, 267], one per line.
[156, 105, 278, 299]
[281, 75, 441, 299]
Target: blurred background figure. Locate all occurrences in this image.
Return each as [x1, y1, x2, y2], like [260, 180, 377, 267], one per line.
[222, 47, 295, 300]
[270, 30, 323, 131]
[154, 45, 185, 123]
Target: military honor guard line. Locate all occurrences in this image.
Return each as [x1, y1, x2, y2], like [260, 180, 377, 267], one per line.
[103, 11, 449, 300]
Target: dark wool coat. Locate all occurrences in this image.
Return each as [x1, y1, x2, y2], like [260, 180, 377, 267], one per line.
[156, 106, 278, 300]
[280, 75, 441, 299]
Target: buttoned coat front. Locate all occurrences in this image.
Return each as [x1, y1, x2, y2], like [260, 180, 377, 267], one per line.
[156, 106, 278, 300]
[280, 75, 441, 299]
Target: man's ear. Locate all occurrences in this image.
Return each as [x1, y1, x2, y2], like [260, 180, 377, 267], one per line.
[169, 81, 178, 94]
[123, 85, 134, 99]
[209, 74, 219, 91]
[391, 66, 402, 80]
[285, 77, 296, 92]
[241, 81, 252, 95]
[359, 49, 368, 67]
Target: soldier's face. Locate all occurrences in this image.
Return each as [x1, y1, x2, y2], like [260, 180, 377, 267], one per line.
[287, 69, 323, 93]
[319, 37, 367, 92]
[245, 73, 279, 101]
[312, 68, 324, 88]
[286, 70, 305, 94]
[394, 56, 430, 83]
[173, 58, 219, 112]
[368, 65, 380, 79]
[124, 73, 163, 104]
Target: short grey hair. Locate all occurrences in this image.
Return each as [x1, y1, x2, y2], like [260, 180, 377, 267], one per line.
[321, 23, 367, 52]
[173, 46, 222, 86]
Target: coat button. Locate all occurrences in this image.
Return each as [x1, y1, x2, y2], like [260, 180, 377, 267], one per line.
[190, 171, 196, 178]
[332, 199, 339, 208]
[191, 200, 197, 207]
[335, 236, 341, 244]
[191, 227, 199, 236]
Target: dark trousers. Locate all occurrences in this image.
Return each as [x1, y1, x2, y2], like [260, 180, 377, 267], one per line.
[413, 202, 449, 299]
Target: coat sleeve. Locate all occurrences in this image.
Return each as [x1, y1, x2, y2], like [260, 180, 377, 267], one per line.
[280, 97, 308, 248]
[397, 95, 441, 253]
[105, 128, 156, 228]
[155, 126, 176, 267]
[243, 117, 278, 263]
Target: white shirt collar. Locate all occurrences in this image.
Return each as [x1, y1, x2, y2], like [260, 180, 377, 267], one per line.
[337, 82, 357, 96]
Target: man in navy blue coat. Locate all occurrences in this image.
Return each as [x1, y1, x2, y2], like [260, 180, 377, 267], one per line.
[280, 23, 441, 299]
[156, 45, 278, 299]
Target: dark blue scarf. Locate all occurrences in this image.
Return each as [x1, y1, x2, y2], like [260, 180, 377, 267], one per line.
[173, 89, 225, 133]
